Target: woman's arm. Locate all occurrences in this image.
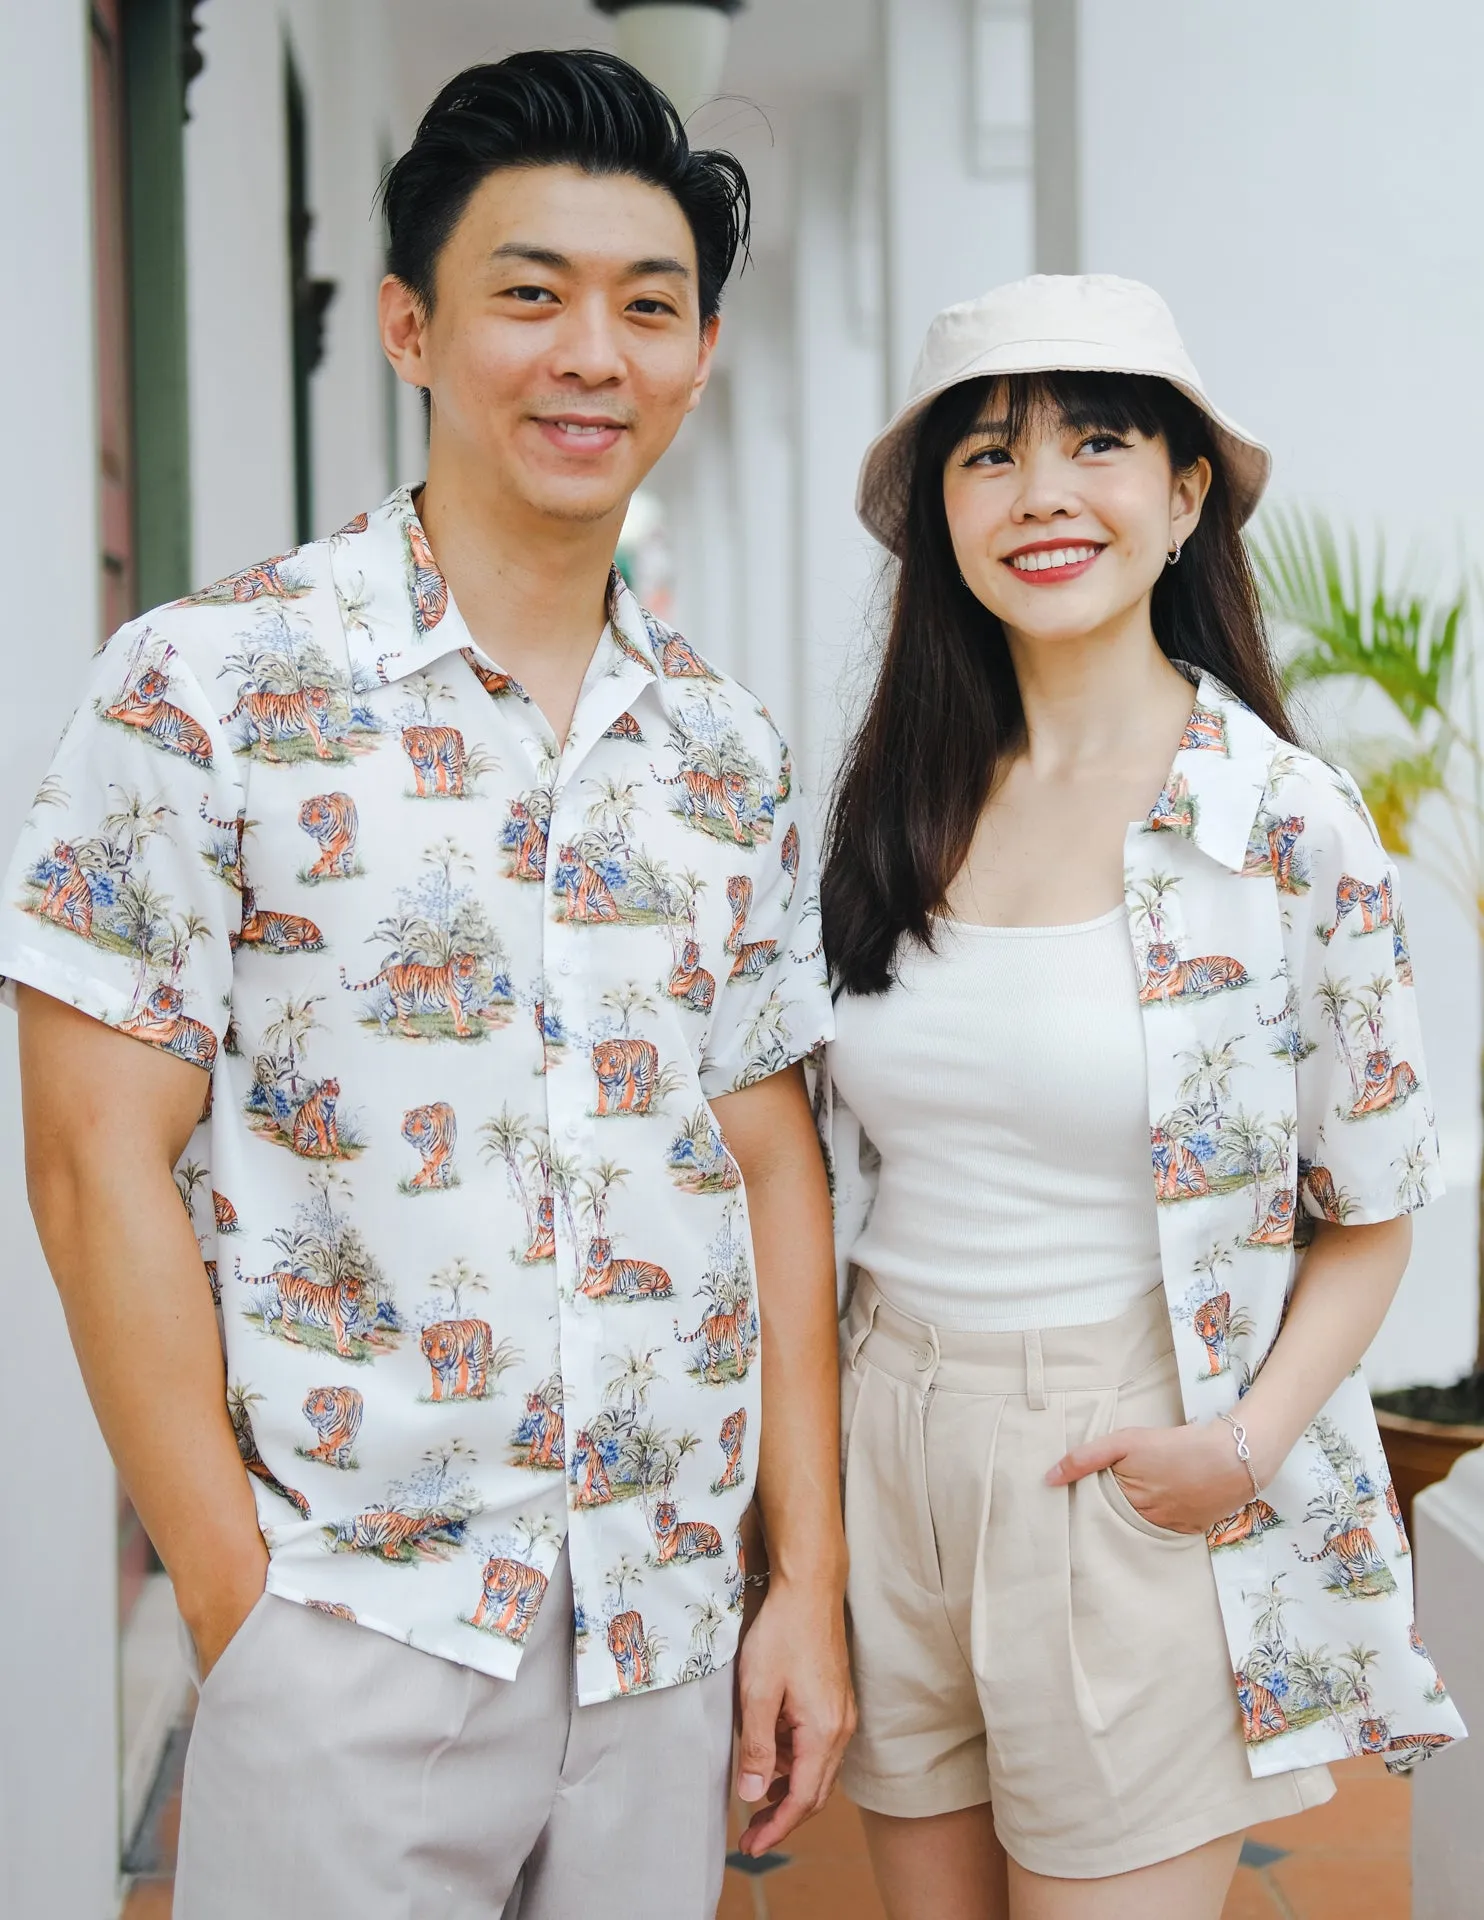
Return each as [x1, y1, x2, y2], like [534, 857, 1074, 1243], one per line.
[1048, 1216, 1412, 1531]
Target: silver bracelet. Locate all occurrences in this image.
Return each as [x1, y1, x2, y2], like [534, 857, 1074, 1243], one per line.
[1219, 1412, 1262, 1500]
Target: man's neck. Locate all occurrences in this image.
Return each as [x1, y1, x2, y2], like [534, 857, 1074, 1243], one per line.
[415, 439, 626, 744]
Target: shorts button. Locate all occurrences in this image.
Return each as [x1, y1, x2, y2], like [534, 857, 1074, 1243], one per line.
[912, 1346, 932, 1370]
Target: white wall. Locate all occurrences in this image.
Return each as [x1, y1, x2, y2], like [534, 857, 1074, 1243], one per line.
[185, 0, 297, 580]
[1081, 0, 1484, 1384]
[0, 5, 122, 1916]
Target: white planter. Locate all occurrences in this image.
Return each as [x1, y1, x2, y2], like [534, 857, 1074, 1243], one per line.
[1411, 1444, 1484, 1920]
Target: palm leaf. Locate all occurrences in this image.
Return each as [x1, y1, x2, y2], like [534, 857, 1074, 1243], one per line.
[1344, 740, 1451, 857]
[1251, 507, 1462, 727]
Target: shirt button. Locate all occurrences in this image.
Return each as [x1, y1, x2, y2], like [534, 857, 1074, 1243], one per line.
[558, 957, 572, 976]
[521, 738, 537, 756]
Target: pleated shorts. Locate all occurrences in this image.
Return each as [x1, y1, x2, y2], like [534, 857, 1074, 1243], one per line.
[838, 1273, 1333, 1879]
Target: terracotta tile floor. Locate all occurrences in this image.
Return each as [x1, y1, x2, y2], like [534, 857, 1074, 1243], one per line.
[122, 1745, 1405, 1918]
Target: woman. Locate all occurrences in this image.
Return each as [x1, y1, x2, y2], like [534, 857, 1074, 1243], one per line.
[819, 274, 1464, 1918]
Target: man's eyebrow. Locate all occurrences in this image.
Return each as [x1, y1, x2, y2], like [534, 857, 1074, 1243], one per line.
[490, 244, 691, 281]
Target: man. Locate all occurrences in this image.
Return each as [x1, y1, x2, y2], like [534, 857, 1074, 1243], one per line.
[4, 50, 850, 1918]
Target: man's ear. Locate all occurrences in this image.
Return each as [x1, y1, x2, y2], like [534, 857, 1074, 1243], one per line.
[380, 276, 430, 391]
[686, 314, 723, 415]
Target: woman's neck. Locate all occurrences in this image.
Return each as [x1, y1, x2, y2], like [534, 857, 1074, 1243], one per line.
[1004, 601, 1194, 778]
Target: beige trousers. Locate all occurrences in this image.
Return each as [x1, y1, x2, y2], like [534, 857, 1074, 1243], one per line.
[173, 1548, 733, 1919]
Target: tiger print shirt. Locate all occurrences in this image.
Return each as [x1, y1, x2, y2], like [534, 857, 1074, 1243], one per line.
[0, 488, 831, 1704]
[820, 671, 1466, 1777]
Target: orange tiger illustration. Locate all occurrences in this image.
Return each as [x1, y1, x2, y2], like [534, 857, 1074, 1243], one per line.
[1356, 1717, 1454, 1765]
[1140, 942, 1250, 1003]
[1241, 814, 1305, 892]
[104, 665, 214, 766]
[1146, 771, 1195, 834]
[725, 874, 777, 980]
[340, 952, 483, 1037]
[229, 1388, 310, 1517]
[523, 1194, 556, 1263]
[667, 937, 716, 1013]
[402, 724, 468, 797]
[304, 1599, 357, 1621]
[237, 883, 324, 954]
[716, 1408, 747, 1490]
[120, 984, 218, 1070]
[38, 843, 94, 937]
[1392, 913, 1415, 984]
[604, 711, 644, 742]
[606, 1609, 652, 1692]
[579, 1236, 674, 1301]
[301, 1385, 363, 1467]
[651, 1499, 724, 1563]
[402, 1101, 457, 1188]
[1150, 1124, 1209, 1201]
[780, 820, 800, 895]
[516, 1384, 565, 1468]
[1301, 1162, 1345, 1222]
[459, 647, 515, 697]
[1191, 1292, 1233, 1376]
[503, 796, 550, 881]
[177, 555, 309, 605]
[335, 512, 369, 537]
[420, 1318, 494, 1400]
[1235, 1670, 1288, 1743]
[1388, 1479, 1411, 1556]
[1348, 1048, 1419, 1118]
[1319, 871, 1394, 944]
[297, 792, 360, 878]
[592, 1037, 660, 1114]
[288, 1079, 341, 1158]
[1295, 1521, 1396, 1596]
[553, 844, 622, 921]
[212, 1190, 239, 1234]
[570, 1427, 613, 1506]
[675, 1303, 749, 1382]
[407, 521, 447, 633]
[1247, 1187, 1296, 1245]
[223, 683, 336, 761]
[329, 1504, 467, 1559]
[1180, 704, 1228, 754]
[658, 766, 752, 842]
[471, 1555, 549, 1639]
[1206, 1499, 1280, 1550]
[241, 1262, 367, 1357]
[658, 631, 715, 679]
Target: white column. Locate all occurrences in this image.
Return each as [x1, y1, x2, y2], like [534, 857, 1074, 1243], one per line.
[185, 0, 296, 579]
[792, 97, 886, 807]
[0, 6, 122, 1918]
[1411, 1448, 1484, 1918]
[881, 0, 1035, 399]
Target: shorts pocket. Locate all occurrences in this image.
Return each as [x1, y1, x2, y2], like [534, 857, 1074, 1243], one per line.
[196, 1589, 273, 1704]
[1096, 1467, 1197, 1545]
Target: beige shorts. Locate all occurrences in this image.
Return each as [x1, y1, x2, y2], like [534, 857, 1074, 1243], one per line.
[839, 1274, 1333, 1880]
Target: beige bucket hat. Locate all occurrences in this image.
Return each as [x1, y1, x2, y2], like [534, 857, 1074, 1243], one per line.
[857, 273, 1271, 556]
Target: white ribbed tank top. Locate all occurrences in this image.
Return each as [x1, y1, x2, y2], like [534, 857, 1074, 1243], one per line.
[829, 906, 1163, 1331]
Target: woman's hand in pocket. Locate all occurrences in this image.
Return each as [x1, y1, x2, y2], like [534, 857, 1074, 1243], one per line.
[1046, 1419, 1255, 1535]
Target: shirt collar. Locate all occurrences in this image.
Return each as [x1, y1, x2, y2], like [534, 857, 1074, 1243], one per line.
[1144, 668, 1278, 872]
[329, 486, 661, 690]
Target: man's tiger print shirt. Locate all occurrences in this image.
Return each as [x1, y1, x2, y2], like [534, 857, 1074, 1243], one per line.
[0, 487, 832, 1703]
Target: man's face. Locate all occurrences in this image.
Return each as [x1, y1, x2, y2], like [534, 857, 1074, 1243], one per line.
[382, 164, 718, 524]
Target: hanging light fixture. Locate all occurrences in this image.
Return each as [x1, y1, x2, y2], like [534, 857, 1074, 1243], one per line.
[593, 1, 745, 124]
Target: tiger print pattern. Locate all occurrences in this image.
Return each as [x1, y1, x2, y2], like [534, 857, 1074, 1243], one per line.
[302, 1385, 363, 1467]
[297, 792, 360, 877]
[1139, 941, 1250, 1003]
[651, 1500, 724, 1563]
[0, 486, 841, 1707]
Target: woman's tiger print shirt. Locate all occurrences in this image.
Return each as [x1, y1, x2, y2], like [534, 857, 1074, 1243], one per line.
[821, 671, 1466, 1779]
[0, 487, 832, 1705]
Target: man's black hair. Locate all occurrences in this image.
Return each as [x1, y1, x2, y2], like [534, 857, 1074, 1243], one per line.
[381, 48, 751, 325]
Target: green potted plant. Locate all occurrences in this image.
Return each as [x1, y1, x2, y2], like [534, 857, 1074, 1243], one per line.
[1252, 509, 1484, 1522]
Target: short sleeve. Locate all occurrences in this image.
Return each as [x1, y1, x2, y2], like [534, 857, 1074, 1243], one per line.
[0, 622, 244, 1072]
[699, 748, 835, 1098]
[1287, 763, 1441, 1224]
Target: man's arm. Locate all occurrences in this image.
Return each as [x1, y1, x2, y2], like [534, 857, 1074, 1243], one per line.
[711, 1062, 855, 1855]
[18, 988, 267, 1672]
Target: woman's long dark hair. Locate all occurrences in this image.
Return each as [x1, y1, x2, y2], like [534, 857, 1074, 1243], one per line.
[821, 371, 1295, 996]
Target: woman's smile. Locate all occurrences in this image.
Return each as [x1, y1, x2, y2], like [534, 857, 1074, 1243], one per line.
[1002, 539, 1106, 583]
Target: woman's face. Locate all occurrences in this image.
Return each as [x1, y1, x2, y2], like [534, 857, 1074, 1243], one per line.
[941, 387, 1211, 647]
